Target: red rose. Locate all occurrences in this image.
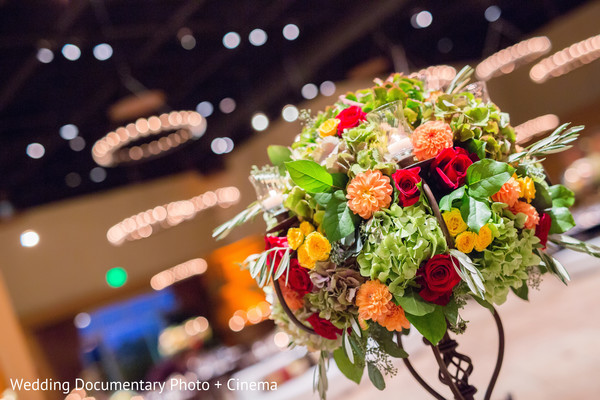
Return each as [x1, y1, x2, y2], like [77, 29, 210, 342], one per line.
[417, 254, 462, 306]
[306, 313, 343, 340]
[430, 147, 476, 191]
[265, 235, 288, 268]
[335, 106, 367, 133]
[281, 259, 313, 296]
[391, 167, 422, 207]
[535, 213, 552, 249]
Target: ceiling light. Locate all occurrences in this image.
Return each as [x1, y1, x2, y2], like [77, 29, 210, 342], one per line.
[62, 44, 81, 61]
[60, 124, 79, 140]
[196, 101, 214, 117]
[223, 32, 241, 49]
[36, 48, 54, 63]
[93, 43, 113, 61]
[219, 97, 236, 114]
[26, 143, 45, 159]
[412, 11, 433, 29]
[282, 105, 299, 122]
[249, 29, 268, 46]
[485, 5, 502, 22]
[319, 81, 336, 96]
[251, 113, 269, 131]
[301, 83, 318, 99]
[282, 24, 300, 41]
[20, 230, 40, 247]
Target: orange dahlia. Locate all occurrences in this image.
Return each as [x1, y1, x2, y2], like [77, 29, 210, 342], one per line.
[356, 280, 392, 322]
[491, 176, 521, 207]
[510, 200, 540, 230]
[411, 120, 454, 161]
[346, 170, 393, 219]
[379, 304, 410, 332]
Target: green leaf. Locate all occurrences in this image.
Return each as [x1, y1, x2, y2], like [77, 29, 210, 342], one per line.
[333, 347, 363, 384]
[537, 249, 570, 285]
[460, 196, 491, 232]
[323, 191, 359, 242]
[466, 159, 514, 199]
[285, 160, 339, 193]
[313, 192, 332, 207]
[511, 282, 529, 301]
[549, 234, 600, 258]
[548, 184, 575, 208]
[471, 294, 494, 311]
[547, 207, 575, 234]
[439, 186, 465, 212]
[367, 363, 386, 390]
[531, 182, 552, 211]
[405, 307, 447, 345]
[443, 300, 459, 326]
[267, 145, 292, 166]
[332, 173, 349, 190]
[394, 292, 436, 316]
[463, 139, 486, 160]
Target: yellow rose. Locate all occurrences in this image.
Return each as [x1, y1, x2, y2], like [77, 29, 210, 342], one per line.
[455, 231, 478, 254]
[299, 221, 315, 236]
[443, 208, 468, 237]
[475, 224, 493, 252]
[318, 118, 339, 137]
[304, 232, 331, 261]
[286, 228, 304, 250]
[297, 243, 316, 269]
[517, 176, 536, 203]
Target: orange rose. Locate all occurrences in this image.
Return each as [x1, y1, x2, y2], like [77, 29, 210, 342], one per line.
[491, 177, 521, 207]
[411, 120, 454, 161]
[510, 201, 540, 229]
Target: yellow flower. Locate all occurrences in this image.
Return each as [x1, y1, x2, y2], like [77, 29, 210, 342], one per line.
[304, 232, 331, 261]
[455, 231, 478, 253]
[517, 176, 536, 203]
[318, 118, 339, 137]
[299, 221, 315, 236]
[443, 208, 468, 237]
[475, 224, 493, 252]
[297, 243, 316, 269]
[286, 228, 304, 250]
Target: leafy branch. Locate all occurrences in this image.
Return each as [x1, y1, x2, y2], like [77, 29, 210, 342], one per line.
[212, 202, 263, 240]
[549, 234, 600, 258]
[314, 351, 329, 400]
[450, 249, 485, 298]
[508, 123, 584, 163]
[244, 246, 291, 287]
[446, 66, 474, 94]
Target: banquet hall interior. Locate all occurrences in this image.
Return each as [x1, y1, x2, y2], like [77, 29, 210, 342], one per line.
[1, 1, 600, 399]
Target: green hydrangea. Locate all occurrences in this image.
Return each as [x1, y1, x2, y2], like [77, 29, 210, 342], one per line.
[357, 203, 447, 296]
[474, 217, 541, 304]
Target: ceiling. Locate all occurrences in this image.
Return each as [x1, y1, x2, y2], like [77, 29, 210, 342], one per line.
[0, 0, 590, 211]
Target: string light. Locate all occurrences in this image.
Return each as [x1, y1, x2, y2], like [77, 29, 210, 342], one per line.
[530, 34, 600, 83]
[92, 110, 206, 167]
[151, 258, 208, 290]
[476, 36, 551, 81]
[106, 186, 240, 245]
[515, 114, 559, 144]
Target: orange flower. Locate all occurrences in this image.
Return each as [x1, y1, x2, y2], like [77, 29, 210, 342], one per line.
[379, 304, 410, 332]
[411, 120, 454, 161]
[280, 283, 305, 311]
[510, 200, 540, 229]
[356, 280, 392, 322]
[491, 177, 521, 207]
[346, 170, 393, 219]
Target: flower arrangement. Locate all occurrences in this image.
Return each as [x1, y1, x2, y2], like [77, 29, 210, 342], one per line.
[213, 66, 600, 398]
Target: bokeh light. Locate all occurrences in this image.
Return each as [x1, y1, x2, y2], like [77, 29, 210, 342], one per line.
[282, 24, 300, 41]
[106, 267, 128, 288]
[20, 230, 40, 247]
[36, 48, 54, 63]
[26, 143, 45, 159]
[251, 113, 269, 131]
[223, 32, 241, 49]
[62, 44, 81, 61]
[93, 43, 113, 60]
[282, 105, 299, 122]
[249, 29, 267, 46]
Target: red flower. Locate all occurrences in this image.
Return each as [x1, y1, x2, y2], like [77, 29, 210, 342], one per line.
[417, 254, 462, 306]
[336, 106, 367, 134]
[430, 147, 476, 191]
[391, 167, 422, 207]
[281, 259, 313, 296]
[536, 213, 552, 249]
[265, 235, 288, 269]
[307, 313, 343, 340]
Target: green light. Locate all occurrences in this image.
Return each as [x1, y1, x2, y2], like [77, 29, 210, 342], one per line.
[106, 267, 127, 288]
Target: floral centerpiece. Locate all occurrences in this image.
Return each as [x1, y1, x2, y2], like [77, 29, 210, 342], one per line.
[213, 66, 600, 398]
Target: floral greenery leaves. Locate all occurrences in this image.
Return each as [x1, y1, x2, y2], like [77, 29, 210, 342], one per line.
[285, 160, 348, 193]
[508, 123, 583, 164]
[394, 292, 435, 316]
[322, 191, 359, 242]
[267, 145, 292, 173]
[212, 202, 263, 240]
[439, 159, 513, 231]
[405, 306, 447, 345]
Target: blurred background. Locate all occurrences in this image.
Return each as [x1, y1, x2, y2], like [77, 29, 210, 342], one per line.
[1, 1, 600, 400]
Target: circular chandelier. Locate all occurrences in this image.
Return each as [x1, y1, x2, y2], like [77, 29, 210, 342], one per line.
[92, 110, 206, 167]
